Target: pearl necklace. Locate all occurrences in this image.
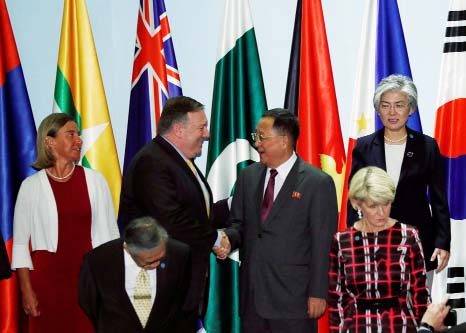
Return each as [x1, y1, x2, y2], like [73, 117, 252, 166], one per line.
[46, 164, 76, 181]
[384, 134, 407, 143]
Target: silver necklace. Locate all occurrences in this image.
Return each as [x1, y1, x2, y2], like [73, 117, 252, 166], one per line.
[384, 134, 407, 143]
[46, 164, 76, 180]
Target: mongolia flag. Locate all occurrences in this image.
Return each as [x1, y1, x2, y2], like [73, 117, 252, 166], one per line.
[341, 0, 422, 225]
[53, 0, 121, 214]
[431, 0, 466, 323]
[123, 0, 182, 175]
[284, 0, 345, 331]
[0, 0, 37, 331]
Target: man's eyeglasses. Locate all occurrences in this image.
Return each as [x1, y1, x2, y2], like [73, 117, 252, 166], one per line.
[251, 133, 283, 142]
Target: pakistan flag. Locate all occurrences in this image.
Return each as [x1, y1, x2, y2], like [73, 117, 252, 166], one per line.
[204, 0, 267, 332]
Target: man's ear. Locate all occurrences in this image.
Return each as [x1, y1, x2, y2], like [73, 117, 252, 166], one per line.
[172, 122, 184, 138]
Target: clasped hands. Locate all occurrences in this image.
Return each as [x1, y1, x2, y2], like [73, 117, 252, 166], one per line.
[212, 231, 231, 260]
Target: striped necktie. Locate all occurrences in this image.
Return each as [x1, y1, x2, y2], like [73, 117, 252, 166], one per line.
[185, 158, 210, 216]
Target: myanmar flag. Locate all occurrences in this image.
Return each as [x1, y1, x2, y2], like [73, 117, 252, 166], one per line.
[204, 0, 267, 331]
[53, 0, 121, 213]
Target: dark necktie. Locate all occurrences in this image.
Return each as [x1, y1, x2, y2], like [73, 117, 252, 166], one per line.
[261, 169, 278, 223]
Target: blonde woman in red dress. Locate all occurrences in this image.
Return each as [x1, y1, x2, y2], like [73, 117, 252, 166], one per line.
[328, 166, 430, 333]
[11, 113, 119, 333]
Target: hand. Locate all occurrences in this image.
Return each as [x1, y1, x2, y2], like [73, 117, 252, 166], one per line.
[307, 297, 326, 319]
[421, 298, 450, 332]
[431, 248, 450, 273]
[213, 232, 231, 260]
[21, 287, 40, 317]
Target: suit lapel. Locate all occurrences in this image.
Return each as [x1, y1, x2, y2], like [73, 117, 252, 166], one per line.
[398, 128, 419, 187]
[256, 166, 267, 232]
[155, 135, 211, 218]
[114, 243, 142, 327]
[372, 129, 387, 169]
[145, 261, 169, 330]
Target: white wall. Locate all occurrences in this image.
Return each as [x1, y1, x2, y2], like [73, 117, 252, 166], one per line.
[6, 0, 449, 172]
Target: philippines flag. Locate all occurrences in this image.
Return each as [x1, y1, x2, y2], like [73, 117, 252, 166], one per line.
[0, 0, 37, 330]
[431, 0, 466, 323]
[123, 0, 182, 174]
[341, 0, 422, 225]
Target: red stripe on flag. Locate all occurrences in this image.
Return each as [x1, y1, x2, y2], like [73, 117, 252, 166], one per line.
[297, 0, 345, 173]
[435, 98, 466, 158]
[0, 239, 19, 333]
[0, 0, 21, 85]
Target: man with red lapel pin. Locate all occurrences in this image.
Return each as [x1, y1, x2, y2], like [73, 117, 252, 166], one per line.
[215, 108, 338, 333]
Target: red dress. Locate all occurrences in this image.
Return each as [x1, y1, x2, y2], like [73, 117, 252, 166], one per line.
[27, 166, 94, 333]
[328, 222, 430, 333]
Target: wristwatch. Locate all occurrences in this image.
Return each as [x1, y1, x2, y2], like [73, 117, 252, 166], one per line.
[418, 322, 434, 332]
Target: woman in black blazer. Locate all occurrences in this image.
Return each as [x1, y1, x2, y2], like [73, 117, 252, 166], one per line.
[348, 74, 451, 273]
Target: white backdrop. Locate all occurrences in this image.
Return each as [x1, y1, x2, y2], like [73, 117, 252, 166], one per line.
[6, 0, 449, 172]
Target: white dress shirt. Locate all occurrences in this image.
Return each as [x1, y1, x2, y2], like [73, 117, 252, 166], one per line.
[263, 152, 297, 200]
[385, 142, 406, 187]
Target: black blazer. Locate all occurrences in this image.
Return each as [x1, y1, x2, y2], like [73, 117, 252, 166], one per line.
[78, 238, 190, 333]
[348, 128, 451, 271]
[225, 157, 338, 319]
[118, 135, 228, 310]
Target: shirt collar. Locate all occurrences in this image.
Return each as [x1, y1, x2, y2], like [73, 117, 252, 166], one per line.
[268, 152, 297, 179]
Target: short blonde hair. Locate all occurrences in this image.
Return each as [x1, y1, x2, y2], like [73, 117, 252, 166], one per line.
[349, 166, 395, 205]
[32, 113, 75, 170]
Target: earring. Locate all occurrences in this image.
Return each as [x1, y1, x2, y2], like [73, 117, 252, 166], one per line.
[357, 209, 363, 220]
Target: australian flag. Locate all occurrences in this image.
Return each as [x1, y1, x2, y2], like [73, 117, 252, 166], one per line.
[431, 0, 466, 324]
[123, 0, 182, 175]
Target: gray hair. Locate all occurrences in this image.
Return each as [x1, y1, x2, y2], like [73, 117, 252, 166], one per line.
[373, 74, 418, 110]
[123, 216, 168, 254]
[349, 166, 395, 205]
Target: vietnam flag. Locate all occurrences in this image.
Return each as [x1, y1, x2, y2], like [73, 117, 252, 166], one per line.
[53, 0, 121, 214]
[284, 0, 346, 331]
[0, 0, 37, 331]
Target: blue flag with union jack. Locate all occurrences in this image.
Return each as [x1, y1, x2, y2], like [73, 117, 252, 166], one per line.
[123, 0, 182, 174]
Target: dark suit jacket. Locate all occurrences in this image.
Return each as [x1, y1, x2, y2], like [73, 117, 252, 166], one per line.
[348, 128, 451, 270]
[78, 238, 190, 333]
[225, 157, 338, 319]
[447, 322, 466, 332]
[118, 135, 228, 310]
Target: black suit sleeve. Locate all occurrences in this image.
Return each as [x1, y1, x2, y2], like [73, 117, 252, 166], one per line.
[308, 173, 338, 298]
[78, 255, 99, 328]
[223, 171, 246, 251]
[346, 140, 366, 226]
[133, 155, 217, 248]
[427, 139, 451, 251]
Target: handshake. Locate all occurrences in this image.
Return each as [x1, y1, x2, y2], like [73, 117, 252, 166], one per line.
[212, 231, 231, 260]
